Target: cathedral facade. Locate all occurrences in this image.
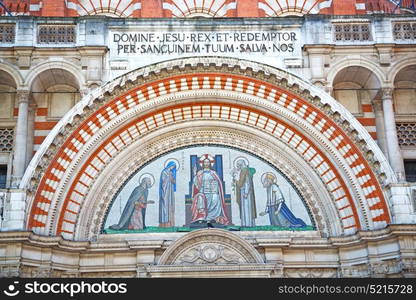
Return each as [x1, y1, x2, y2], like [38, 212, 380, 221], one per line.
[0, 0, 416, 278]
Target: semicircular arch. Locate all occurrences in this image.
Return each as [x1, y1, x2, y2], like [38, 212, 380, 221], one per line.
[22, 57, 394, 240]
[0, 61, 24, 88]
[24, 59, 86, 91]
[158, 228, 265, 265]
[327, 58, 385, 89]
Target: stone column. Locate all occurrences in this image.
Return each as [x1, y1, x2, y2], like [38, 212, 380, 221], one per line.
[11, 90, 30, 187]
[26, 102, 37, 168]
[381, 88, 405, 181]
[372, 98, 388, 158]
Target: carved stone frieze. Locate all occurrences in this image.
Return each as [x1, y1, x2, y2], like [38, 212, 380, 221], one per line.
[341, 259, 406, 278]
[0, 226, 415, 278]
[401, 259, 416, 274]
[0, 264, 20, 278]
[79, 272, 136, 278]
[176, 243, 245, 265]
[20, 265, 52, 278]
[341, 263, 370, 278]
[369, 259, 404, 277]
[284, 268, 338, 278]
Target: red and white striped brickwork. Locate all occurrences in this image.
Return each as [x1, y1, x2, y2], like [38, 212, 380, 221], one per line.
[26, 72, 391, 239]
[163, 0, 237, 17]
[0, 0, 409, 17]
[358, 104, 377, 140]
[27, 99, 379, 156]
[33, 107, 56, 152]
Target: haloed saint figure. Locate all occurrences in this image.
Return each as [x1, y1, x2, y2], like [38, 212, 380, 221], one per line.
[261, 173, 306, 228]
[232, 158, 257, 227]
[159, 161, 177, 227]
[104, 146, 312, 233]
[110, 176, 154, 230]
[191, 155, 230, 226]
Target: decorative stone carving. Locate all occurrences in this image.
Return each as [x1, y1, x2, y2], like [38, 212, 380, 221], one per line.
[341, 264, 370, 278]
[284, 268, 338, 278]
[20, 266, 52, 278]
[396, 123, 416, 146]
[381, 88, 394, 100]
[79, 272, 136, 278]
[176, 244, 244, 265]
[0, 264, 20, 278]
[15, 90, 30, 104]
[369, 259, 404, 277]
[0, 227, 415, 278]
[342, 259, 406, 278]
[158, 229, 264, 265]
[392, 22, 416, 41]
[0, 128, 14, 153]
[269, 263, 284, 277]
[401, 259, 416, 274]
[137, 265, 150, 278]
[52, 270, 80, 278]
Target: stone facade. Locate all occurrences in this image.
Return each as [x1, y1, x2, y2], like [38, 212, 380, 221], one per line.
[0, 226, 415, 278]
[0, 4, 416, 278]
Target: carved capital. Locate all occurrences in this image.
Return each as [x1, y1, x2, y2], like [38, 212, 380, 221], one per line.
[16, 90, 30, 105]
[381, 88, 394, 100]
[371, 98, 383, 112]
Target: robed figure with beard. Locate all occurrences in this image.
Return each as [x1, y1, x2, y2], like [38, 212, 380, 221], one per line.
[191, 155, 230, 226]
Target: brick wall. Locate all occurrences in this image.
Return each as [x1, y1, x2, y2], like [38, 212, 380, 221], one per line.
[358, 104, 377, 140]
[1, 0, 411, 17]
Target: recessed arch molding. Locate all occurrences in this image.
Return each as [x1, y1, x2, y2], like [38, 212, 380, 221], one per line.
[21, 57, 394, 240]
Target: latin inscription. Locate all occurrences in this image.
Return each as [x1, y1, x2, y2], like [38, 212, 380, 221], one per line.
[112, 31, 299, 55]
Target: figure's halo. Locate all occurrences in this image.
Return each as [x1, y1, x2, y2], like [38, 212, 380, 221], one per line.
[198, 154, 215, 167]
[261, 172, 276, 184]
[233, 156, 249, 169]
[164, 158, 180, 170]
[139, 173, 155, 187]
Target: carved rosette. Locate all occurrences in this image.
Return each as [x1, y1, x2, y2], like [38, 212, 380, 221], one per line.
[176, 244, 245, 265]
